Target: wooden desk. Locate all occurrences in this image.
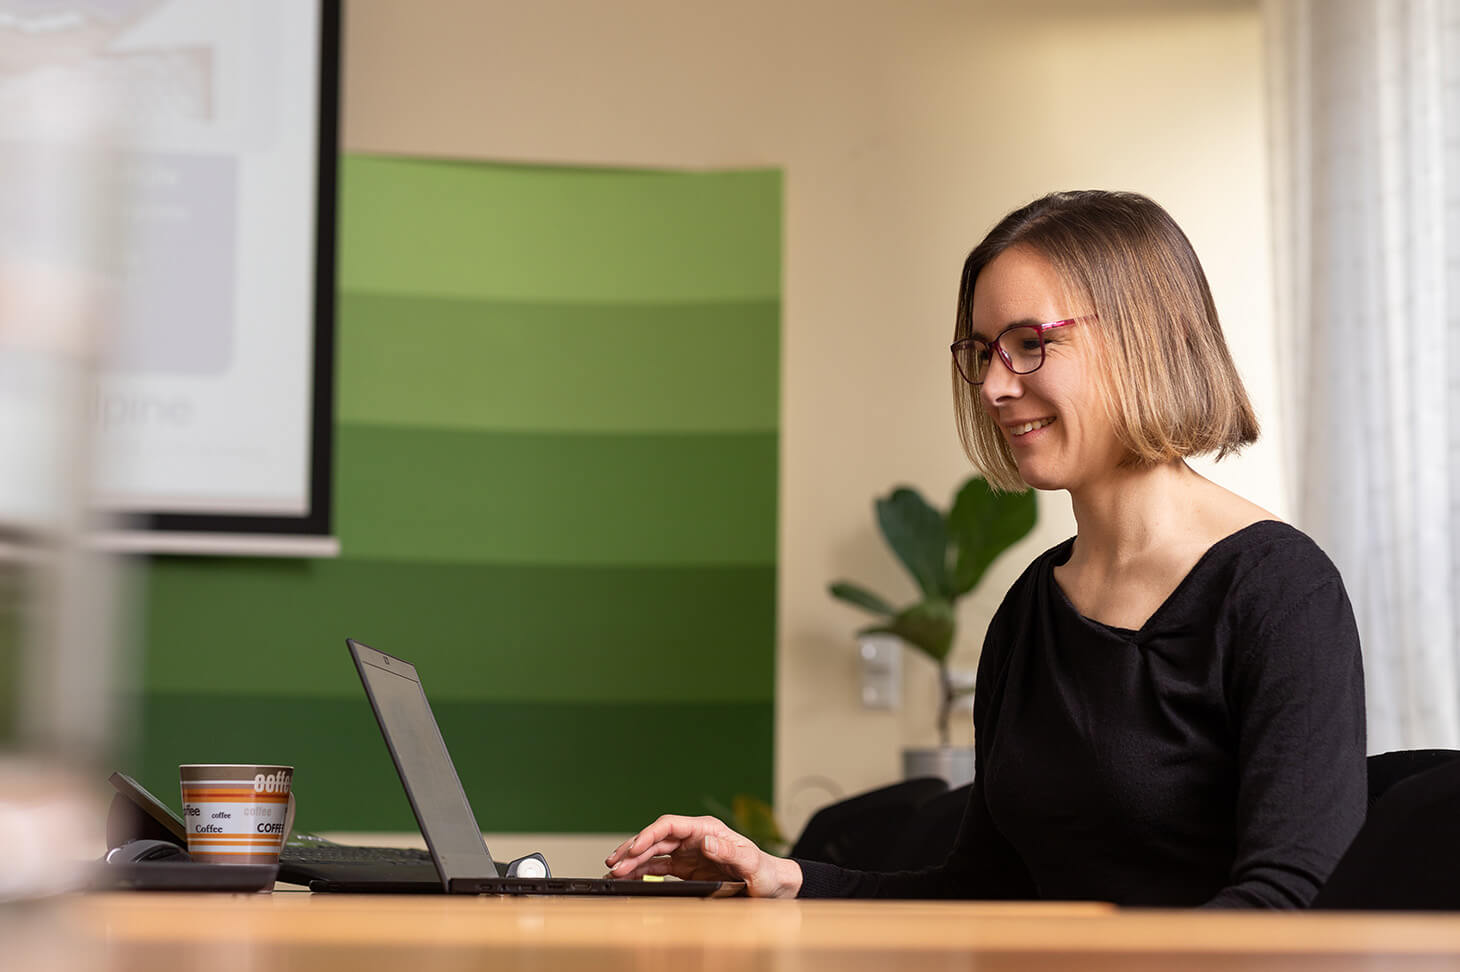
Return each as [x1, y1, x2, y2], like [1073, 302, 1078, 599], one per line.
[12, 892, 1460, 971]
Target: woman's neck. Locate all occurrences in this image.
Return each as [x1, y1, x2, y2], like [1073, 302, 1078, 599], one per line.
[1066, 459, 1204, 568]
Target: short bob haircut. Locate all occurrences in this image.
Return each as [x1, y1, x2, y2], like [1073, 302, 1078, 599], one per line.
[953, 190, 1259, 492]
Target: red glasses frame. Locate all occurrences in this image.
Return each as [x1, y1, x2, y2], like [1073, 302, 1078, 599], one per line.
[950, 317, 1088, 385]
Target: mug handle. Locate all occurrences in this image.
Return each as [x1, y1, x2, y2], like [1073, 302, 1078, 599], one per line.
[283, 791, 297, 845]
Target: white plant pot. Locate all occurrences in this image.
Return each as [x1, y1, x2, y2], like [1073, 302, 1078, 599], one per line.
[902, 746, 975, 787]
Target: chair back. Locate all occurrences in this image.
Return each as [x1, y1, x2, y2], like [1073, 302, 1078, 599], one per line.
[1365, 748, 1460, 807]
[885, 783, 972, 870]
[789, 777, 948, 870]
[1313, 749, 1460, 909]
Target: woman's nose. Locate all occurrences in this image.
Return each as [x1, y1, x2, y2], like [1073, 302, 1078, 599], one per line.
[981, 355, 1022, 405]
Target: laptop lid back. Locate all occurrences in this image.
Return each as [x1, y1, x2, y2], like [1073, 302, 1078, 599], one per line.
[347, 638, 497, 887]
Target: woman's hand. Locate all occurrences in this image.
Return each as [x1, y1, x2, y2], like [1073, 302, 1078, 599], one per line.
[604, 814, 803, 898]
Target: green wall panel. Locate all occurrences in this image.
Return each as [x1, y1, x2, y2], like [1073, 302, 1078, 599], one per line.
[135, 157, 779, 833]
[140, 558, 774, 703]
[335, 425, 777, 566]
[135, 694, 772, 833]
[336, 294, 779, 433]
[339, 157, 782, 303]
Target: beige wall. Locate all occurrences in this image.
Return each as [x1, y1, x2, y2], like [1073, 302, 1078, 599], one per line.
[343, 0, 1278, 836]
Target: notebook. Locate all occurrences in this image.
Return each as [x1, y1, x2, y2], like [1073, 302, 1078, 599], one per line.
[318, 638, 744, 897]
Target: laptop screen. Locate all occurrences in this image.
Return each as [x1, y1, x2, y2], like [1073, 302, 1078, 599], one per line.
[349, 640, 497, 884]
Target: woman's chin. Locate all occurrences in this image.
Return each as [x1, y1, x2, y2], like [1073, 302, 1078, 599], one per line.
[1013, 463, 1065, 492]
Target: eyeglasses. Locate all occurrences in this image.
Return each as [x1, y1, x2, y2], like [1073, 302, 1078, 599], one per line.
[950, 317, 1089, 385]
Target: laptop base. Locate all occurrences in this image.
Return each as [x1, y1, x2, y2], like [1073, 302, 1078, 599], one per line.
[447, 876, 745, 897]
[307, 872, 743, 897]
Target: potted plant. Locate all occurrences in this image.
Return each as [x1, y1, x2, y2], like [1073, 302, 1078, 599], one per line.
[829, 476, 1036, 783]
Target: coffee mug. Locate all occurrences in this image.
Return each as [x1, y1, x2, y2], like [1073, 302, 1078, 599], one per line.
[179, 764, 294, 865]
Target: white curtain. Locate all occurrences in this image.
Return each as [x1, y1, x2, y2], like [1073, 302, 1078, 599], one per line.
[1265, 0, 1460, 752]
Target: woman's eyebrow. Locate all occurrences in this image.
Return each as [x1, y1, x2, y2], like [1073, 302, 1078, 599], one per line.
[969, 316, 1044, 340]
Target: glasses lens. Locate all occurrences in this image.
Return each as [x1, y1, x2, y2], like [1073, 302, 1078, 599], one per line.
[998, 325, 1045, 374]
[954, 341, 992, 383]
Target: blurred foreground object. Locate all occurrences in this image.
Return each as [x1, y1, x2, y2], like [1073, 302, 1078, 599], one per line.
[0, 0, 144, 899]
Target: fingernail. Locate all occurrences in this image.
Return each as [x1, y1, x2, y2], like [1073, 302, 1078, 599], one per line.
[703, 835, 719, 855]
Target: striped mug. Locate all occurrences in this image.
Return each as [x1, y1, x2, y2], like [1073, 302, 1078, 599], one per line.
[179, 764, 294, 865]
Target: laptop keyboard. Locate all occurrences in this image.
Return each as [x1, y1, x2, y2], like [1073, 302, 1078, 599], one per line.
[283, 843, 433, 864]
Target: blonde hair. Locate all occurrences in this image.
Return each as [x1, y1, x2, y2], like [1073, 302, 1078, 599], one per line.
[952, 191, 1259, 491]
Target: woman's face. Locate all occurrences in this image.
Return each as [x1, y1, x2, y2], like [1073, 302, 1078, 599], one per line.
[972, 245, 1125, 493]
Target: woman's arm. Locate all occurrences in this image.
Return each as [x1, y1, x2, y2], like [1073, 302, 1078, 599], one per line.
[606, 655, 1036, 899]
[608, 569, 1046, 900]
[1205, 573, 1367, 908]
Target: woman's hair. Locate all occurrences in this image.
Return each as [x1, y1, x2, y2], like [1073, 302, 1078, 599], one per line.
[952, 190, 1260, 491]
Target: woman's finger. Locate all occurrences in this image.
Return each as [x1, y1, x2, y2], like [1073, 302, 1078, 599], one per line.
[605, 838, 632, 865]
[617, 856, 685, 880]
[607, 815, 722, 869]
[607, 837, 690, 876]
[611, 815, 691, 860]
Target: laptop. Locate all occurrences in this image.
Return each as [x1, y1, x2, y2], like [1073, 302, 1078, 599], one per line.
[315, 638, 744, 897]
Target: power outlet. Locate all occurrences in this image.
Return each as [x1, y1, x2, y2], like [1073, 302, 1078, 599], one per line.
[857, 634, 903, 709]
[949, 668, 976, 712]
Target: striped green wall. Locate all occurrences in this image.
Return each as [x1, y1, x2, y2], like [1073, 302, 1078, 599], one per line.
[132, 157, 781, 834]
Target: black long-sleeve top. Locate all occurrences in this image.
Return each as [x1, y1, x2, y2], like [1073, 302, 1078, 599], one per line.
[798, 520, 1367, 907]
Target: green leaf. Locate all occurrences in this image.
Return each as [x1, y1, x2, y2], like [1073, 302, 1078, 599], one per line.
[875, 487, 951, 599]
[702, 793, 786, 855]
[865, 598, 955, 664]
[828, 581, 897, 617]
[948, 477, 1037, 596]
[731, 794, 787, 856]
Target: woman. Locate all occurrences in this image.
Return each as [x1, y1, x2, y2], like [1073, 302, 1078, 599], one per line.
[605, 191, 1367, 907]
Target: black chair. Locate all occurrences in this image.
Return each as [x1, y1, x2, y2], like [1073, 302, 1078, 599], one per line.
[790, 777, 948, 870]
[1313, 749, 1460, 910]
[886, 783, 973, 870]
[1364, 749, 1460, 807]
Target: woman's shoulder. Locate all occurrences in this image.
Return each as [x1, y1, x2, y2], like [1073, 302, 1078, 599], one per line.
[1197, 519, 1350, 619]
[1206, 519, 1338, 574]
[1185, 478, 1333, 579]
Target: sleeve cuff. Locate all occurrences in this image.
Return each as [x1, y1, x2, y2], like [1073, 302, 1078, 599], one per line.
[793, 858, 850, 898]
